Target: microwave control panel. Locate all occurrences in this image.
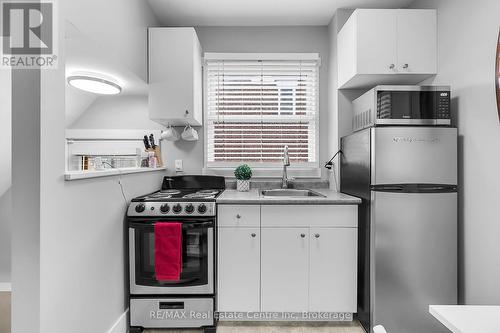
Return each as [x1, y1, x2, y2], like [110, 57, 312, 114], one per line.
[437, 92, 451, 119]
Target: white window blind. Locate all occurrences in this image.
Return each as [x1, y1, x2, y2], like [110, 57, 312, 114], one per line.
[205, 56, 319, 169]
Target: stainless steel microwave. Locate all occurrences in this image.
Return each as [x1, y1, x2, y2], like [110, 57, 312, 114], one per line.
[352, 85, 451, 132]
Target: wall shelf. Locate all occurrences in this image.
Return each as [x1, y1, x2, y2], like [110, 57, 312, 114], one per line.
[64, 166, 166, 181]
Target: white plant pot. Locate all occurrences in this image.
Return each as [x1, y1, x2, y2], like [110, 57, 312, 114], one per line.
[236, 179, 250, 192]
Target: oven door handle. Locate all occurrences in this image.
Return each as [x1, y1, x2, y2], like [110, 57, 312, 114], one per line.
[184, 221, 214, 229]
[129, 221, 214, 229]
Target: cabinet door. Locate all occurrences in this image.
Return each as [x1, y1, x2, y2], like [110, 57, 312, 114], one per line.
[357, 9, 397, 75]
[309, 228, 357, 312]
[261, 228, 309, 312]
[191, 33, 203, 125]
[217, 227, 260, 312]
[397, 9, 437, 74]
[148, 28, 202, 126]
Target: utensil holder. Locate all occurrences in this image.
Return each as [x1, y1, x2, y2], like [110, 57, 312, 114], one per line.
[146, 147, 163, 167]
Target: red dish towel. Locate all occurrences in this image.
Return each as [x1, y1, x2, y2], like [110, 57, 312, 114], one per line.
[154, 222, 182, 281]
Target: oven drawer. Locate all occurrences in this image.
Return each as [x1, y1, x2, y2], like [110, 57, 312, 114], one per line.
[130, 297, 214, 328]
[218, 205, 260, 227]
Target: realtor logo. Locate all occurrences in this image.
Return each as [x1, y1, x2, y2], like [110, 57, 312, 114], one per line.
[1, 0, 57, 68]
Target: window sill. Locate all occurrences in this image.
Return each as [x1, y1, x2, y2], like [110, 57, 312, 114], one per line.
[203, 167, 321, 179]
[64, 167, 167, 181]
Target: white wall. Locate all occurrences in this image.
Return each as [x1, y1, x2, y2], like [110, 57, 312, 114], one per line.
[327, 9, 366, 192]
[0, 69, 11, 283]
[161, 26, 330, 177]
[326, 10, 356, 191]
[64, 0, 158, 81]
[409, 0, 500, 304]
[12, 69, 41, 333]
[34, 2, 160, 333]
[69, 95, 163, 130]
[65, 85, 97, 127]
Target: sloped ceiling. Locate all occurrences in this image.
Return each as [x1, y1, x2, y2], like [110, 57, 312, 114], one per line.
[64, 22, 148, 127]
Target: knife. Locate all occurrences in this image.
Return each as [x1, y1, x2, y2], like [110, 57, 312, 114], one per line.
[143, 135, 151, 149]
[149, 134, 156, 149]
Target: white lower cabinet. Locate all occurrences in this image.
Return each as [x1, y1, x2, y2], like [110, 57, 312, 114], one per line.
[217, 204, 358, 316]
[217, 227, 260, 312]
[309, 228, 357, 312]
[261, 228, 309, 312]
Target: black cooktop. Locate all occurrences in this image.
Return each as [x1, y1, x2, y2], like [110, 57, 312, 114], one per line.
[132, 189, 223, 202]
[131, 175, 226, 203]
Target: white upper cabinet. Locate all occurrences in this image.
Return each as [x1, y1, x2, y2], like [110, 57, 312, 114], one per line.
[148, 27, 203, 126]
[355, 9, 397, 76]
[338, 9, 437, 89]
[396, 10, 437, 74]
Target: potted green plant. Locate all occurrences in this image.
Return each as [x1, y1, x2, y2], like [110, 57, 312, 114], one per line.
[234, 164, 252, 192]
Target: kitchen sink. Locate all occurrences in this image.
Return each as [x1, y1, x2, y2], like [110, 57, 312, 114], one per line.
[260, 189, 326, 198]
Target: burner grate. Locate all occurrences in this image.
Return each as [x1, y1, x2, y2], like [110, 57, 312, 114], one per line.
[148, 192, 172, 199]
[183, 193, 216, 199]
[195, 189, 220, 195]
[161, 189, 181, 195]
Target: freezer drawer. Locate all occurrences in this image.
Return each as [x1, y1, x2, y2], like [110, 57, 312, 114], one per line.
[372, 127, 457, 185]
[372, 191, 457, 333]
[130, 297, 214, 328]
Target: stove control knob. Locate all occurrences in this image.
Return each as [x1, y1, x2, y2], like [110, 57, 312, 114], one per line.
[160, 204, 170, 214]
[172, 204, 182, 214]
[197, 204, 207, 214]
[185, 204, 194, 214]
[135, 203, 146, 213]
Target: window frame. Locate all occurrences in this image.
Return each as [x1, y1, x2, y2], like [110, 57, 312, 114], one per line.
[202, 53, 321, 178]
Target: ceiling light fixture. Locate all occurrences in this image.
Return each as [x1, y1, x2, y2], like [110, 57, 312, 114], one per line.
[67, 75, 122, 95]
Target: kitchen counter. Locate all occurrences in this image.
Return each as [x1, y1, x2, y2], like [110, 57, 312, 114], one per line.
[217, 188, 361, 205]
[429, 305, 500, 333]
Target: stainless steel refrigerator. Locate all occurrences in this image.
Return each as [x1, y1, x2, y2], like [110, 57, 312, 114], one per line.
[340, 127, 457, 333]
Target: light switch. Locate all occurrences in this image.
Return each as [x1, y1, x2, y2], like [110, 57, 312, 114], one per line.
[175, 159, 183, 172]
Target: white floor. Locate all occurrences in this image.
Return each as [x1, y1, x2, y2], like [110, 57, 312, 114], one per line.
[145, 321, 366, 333]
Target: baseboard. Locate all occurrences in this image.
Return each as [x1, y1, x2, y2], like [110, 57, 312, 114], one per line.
[106, 308, 129, 333]
[0, 283, 11, 292]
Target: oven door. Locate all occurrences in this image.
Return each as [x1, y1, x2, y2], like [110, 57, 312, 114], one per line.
[129, 219, 214, 295]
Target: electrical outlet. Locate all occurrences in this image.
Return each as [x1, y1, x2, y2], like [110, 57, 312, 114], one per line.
[175, 159, 183, 172]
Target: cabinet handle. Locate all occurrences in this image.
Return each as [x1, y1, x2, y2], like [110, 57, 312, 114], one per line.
[236, 214, 241, 219]
[314, 233, 320, 238]
[251, 233, 256, 238]
[389, 64, 395, 70]
[300, 233, 306, 238]
[402, 63, 409, 69]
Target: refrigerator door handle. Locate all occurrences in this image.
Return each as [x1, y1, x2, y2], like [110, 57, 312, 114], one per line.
[371, 184, 457, 193]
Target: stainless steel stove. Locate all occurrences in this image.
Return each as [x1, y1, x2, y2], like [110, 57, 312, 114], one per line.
[127, 176, 224, 333]
[127, 188, 222, 217]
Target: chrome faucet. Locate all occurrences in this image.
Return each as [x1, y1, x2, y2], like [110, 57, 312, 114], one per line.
[282, 145, 293, 189]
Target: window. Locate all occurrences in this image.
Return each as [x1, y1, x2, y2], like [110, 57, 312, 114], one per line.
[204, 53, 320, 176]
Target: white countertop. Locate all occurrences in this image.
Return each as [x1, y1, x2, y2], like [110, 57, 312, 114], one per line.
[429, 305, 500, 333]
[217, 188, 361, 204]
